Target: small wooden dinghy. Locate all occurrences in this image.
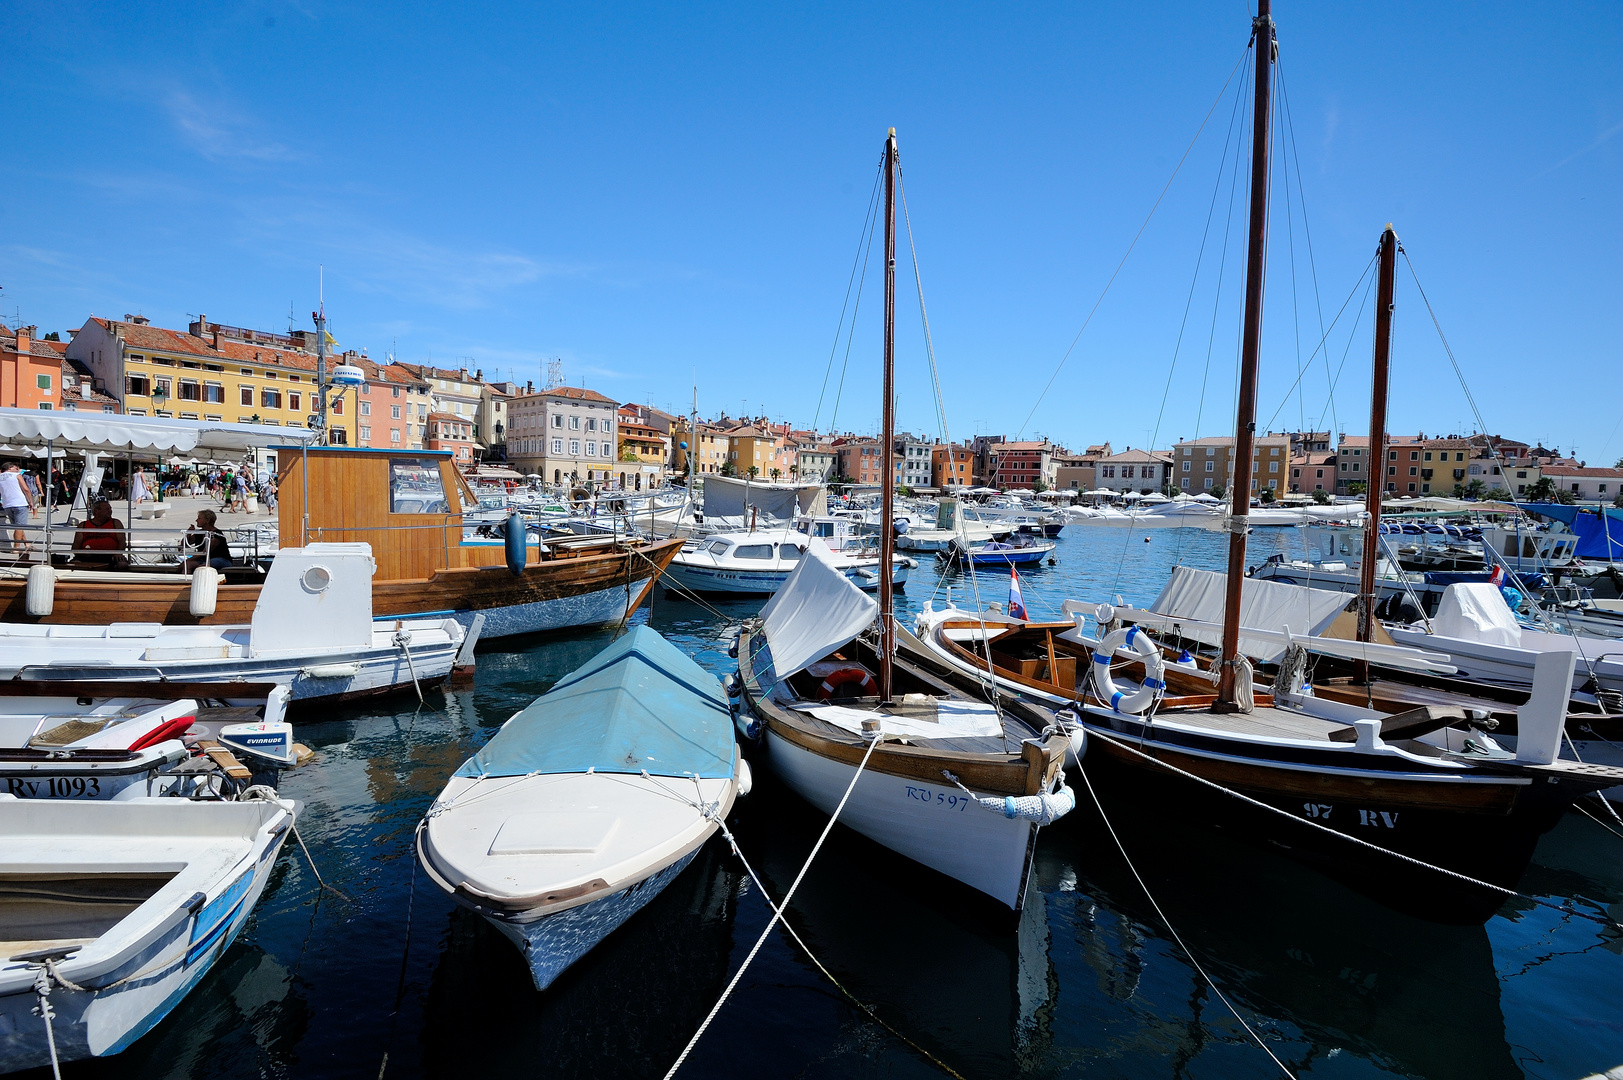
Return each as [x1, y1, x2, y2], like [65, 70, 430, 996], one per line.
[0, 794, 297, 1072]
[418, 625, 744, 990]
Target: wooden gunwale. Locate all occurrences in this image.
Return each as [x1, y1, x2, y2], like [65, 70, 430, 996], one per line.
[741, 628, 1065, 797]
[0, 537, 683, 627]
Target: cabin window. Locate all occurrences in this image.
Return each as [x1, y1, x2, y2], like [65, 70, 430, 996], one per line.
[707, 540, 729, 555]
[778, 545, 803, 562]
[734, 544, 773, 560]
[389, 458, 449, 513]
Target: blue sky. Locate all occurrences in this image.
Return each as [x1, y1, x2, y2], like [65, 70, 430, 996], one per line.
[4, 2, 1619, 461]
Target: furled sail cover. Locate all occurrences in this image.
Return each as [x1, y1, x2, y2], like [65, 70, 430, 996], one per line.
[1431, 583, 1523, 648]
[457, 625, 734, 779]
[1147, 566, 1346, 662]
[755, 537, 878, 684]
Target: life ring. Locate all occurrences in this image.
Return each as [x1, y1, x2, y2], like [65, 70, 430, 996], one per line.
[1089, 625, 1166, 714]
[817, 666, 878, 700]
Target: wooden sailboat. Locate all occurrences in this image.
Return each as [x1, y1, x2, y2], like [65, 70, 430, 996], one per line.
[734, 129, 1071, 911]
[0, 446, 682, 639]
[913, 4, 1623, 923]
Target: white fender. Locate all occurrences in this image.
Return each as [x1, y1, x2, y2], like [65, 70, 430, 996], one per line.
[189, 566, 221, 617]
[25, 564, 55, 617]
[1089, 625, 1165, 714]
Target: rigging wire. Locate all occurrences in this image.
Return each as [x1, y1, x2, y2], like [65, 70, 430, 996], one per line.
[812, 163, 884, 433]
[1012, 41, 1253, 441]
[1258, 251, 1380, 431]
[828, 153, 889, 435]
[1275, 58, 1336, 441]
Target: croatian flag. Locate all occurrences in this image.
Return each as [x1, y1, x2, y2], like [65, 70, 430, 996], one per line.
[1489, 565, 1506, 587]
[1008, 569, 1028, 621]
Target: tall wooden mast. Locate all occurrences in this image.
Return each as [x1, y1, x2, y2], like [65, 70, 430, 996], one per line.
[1216, 0, 1276, 710]
[1356, 224, 1399, 678]
[878, 127, 898, 705]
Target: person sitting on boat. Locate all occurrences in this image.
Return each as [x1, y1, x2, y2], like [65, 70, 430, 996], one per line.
[70, 499, 130, 569]
[182, 509, 234, 573]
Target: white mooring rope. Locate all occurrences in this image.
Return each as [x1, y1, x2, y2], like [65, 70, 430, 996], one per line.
[663, 731, 884, 1078]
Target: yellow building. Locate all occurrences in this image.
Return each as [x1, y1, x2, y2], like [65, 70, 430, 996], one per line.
[68, 315, 360, 443]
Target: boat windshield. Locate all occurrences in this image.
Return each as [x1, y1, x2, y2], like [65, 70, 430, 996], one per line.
[734, 544, 773, 560]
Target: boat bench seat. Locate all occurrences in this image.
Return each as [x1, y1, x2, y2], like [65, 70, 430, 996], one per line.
[1327, 704, 1468, 744]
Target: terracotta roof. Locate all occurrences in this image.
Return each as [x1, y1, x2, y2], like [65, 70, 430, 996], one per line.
[1098, 448, 1173, 464]
[994, 441, 1050, 451]
[1541, 466, 1623, 478]
[531, 385, 616, 405]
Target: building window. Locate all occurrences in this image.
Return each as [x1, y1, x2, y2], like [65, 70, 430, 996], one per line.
[261, 389, 282, 409]
[601, 442, 612, 457]
[552, 438, 564, 454]
[391, 429, 402, 443]
[38, 402, 52, 410]
[359, 425, 372, 441]
[570, 416, 581, 430]
[552, 414, 563, 428]
[241, 368, 254, 376]
[36, 374, 51, 390]
[569, 439, 580, 455]
[241, 386, 254, 406]
[289, 391, 301, 412]
[127, 375, 150, 396]
[204, 382, 224, 403]
[1205, 461, 1214, 472]
[360, 401, 371, 416]
[586, 418, 597, 432]
[178, 379, 201, 401]
[391, 405, 402, 419]
[331, 398, 344, 415]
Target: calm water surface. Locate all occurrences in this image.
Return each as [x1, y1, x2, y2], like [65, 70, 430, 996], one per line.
[63, 525, 1623, 1079]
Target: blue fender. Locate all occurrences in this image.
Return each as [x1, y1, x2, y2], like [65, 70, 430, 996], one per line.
[504, 512, 527, 576]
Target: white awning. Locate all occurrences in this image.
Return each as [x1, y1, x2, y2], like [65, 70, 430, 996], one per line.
[0, 408, 315, 457]
[757, 538, 878, 681]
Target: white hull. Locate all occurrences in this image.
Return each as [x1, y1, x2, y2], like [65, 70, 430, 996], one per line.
[0, 634, 459, 702]
[764, 728, 1037, 909]
[0, 799, 295, 1071]
[665, 560, 907, 596]
[452, 580, 636, 639]
[486, 849, 700, 990]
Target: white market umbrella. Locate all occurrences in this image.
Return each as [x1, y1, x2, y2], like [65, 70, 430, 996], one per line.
[1193, 492, 1220, 502]
[1140, 493, 1170, 504]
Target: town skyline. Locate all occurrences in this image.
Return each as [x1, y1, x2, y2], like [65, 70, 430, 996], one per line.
[4, 2, 1618, 463]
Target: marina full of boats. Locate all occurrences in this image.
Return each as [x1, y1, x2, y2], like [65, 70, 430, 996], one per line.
[5, 5, 1622, 1075]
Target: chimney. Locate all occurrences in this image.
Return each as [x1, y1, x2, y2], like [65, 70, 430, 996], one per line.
[125, 314, 150, 326]
[192, 314, 208, 337]
[526, 380, 534, 393]
[15, 326, 31, 355]
[459, 367, 468, 381]
[212, 327, 223, 350]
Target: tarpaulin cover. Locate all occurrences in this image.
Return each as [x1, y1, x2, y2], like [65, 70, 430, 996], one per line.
[754, 537, 878, 683]
[1523, 503, 1623, 561]
[702, 475, 825, 528]
[457, 625, 734, 779]
[1431, 583, 1523, 648]
[1147, 566, 1346, 663]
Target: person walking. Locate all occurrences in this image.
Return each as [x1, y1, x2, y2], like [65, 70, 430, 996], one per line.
[228, 470, 249, 514]
[0, 462, 37, 553]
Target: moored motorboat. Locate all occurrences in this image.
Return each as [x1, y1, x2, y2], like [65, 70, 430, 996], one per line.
[0, 793, 298, 1073]
[417, 625, 745, 990]
[0, 544, 466, 703]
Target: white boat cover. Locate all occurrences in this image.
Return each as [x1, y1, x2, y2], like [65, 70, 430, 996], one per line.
[1147, 566, 1345, 662]
[702, 475, 826, 527]
[1431, 583, 1523, 648]
[791, 699, 1003, 739]
[0, 407, 315, 455]
[757, 538, 877, 681]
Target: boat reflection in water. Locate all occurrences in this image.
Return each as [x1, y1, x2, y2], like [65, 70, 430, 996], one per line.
[1047, 791, 1522, 1079]
[418, 840, 741, 1079]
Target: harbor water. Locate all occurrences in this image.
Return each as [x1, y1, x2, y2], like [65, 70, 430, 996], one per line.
[66, 525, 1623, 1079]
